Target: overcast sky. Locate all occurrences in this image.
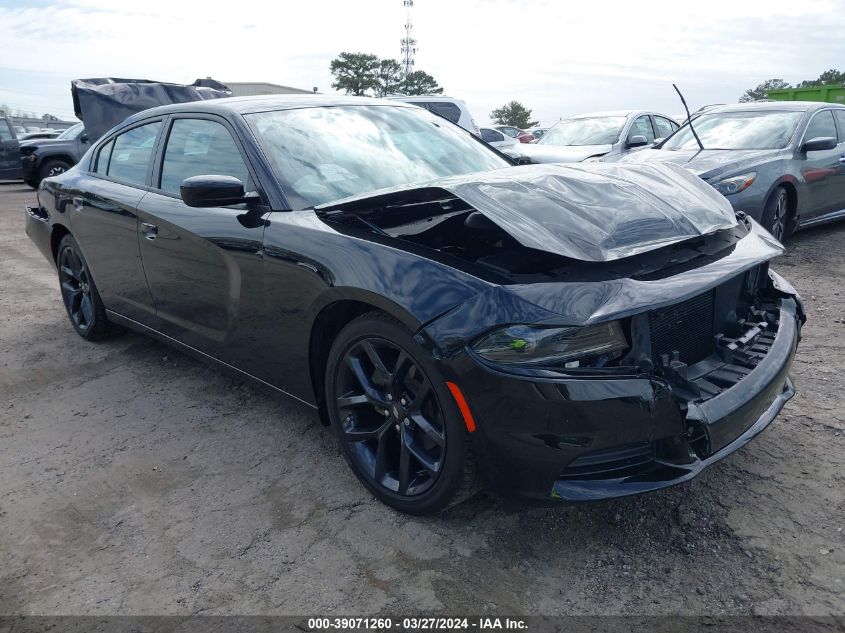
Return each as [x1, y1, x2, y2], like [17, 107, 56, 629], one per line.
[1, 0, 843, 126]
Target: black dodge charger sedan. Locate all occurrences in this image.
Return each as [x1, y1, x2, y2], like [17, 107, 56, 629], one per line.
[26, 95, 804, 514]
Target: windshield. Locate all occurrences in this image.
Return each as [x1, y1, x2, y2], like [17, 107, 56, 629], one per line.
[661, 111, 803, 150]
[246, 105, 509, 207]
[57, 123, 84, 140]
[539, 116, 626, 146]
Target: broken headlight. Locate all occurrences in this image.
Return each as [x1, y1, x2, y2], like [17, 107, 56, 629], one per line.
[472, 321, 628, 367]
[713, 172, 756, 196]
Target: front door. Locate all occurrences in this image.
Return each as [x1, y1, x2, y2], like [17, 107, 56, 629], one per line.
[799, 109, 842, 222]
[0, 118, 22, 180]
[831, 109, 845, 214]
[136, 115, 267, 361]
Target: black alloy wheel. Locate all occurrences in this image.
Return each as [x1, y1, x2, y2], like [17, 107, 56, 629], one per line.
[57, 235, 110, 340]
[765, 187, 789, 243]
[326, 313, 476, 514]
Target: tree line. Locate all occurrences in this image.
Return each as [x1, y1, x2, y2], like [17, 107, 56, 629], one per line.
[740, 68, 845, 102]
[330, 52, 443, 97]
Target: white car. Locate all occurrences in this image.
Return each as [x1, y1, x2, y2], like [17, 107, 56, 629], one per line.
[505, 110, 680, 164]
[479, 127, 518, 150]
[387, 95, 480, 136]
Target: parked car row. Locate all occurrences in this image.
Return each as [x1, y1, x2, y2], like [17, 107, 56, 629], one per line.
[481, 102, 845, 242]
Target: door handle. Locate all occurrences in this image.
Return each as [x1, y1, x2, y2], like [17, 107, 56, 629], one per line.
[72, 196, 84, 212]
[839, 155, 845, 164]
[141, 222, 158, 240]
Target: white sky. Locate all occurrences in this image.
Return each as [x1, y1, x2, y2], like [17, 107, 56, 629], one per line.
[1, 0, 843, 125]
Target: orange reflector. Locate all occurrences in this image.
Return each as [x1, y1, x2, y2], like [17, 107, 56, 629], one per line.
[446, 381, 477, 433]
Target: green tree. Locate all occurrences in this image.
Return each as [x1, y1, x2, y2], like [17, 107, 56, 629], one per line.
[329, 52, 380, 96]
[490, 101, 538, 128]
[403, 70, 443, 96]
[375, 59, 404, 97]
[798, 68, 845, 87]
[739, 78, 790, 102]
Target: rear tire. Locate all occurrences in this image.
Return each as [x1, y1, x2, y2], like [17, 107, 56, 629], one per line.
[56, 235, 111, 341]
[325, 312, 478, 514]
[762, 186, 790, 243]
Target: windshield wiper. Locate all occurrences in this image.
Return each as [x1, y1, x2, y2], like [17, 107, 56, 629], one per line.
[673, 83, 705, 151]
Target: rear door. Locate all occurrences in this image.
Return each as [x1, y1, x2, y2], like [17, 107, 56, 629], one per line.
[69, 119, 162, 324]
[799, 109, 841, 221]
[136, 114, 268, 361]
[0, 117, 22, 180]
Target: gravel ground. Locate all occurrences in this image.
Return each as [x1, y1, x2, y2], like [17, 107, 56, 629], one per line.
[1, 182, 843, 616]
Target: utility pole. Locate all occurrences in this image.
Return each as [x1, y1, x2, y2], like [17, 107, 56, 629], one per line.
[401, 0, 417, 89]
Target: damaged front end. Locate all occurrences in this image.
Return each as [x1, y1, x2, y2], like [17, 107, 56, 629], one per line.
[316, 163, 804, 502]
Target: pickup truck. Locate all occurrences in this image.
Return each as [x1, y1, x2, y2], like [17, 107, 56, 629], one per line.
[20, 122, 89, 188]
[0, 116, 22, 180]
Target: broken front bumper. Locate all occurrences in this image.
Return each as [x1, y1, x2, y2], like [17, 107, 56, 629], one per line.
[442, 298, 800, 503]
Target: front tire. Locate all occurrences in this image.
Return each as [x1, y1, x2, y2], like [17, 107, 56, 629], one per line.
[325, 312, 477, 514]
[39, 159, 71, 183]
[57, 235, 111, 340]
[762, 186, 790, 243]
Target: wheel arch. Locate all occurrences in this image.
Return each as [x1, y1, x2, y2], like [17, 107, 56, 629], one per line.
[49, 222, 72, 264]
[308, 292, 424, 426]
[766, 177, 798, 218]
[40, 153, 76, 168]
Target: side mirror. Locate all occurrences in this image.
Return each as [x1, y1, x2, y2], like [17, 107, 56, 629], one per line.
[180, 175, 254, 207]
[626, 134, 649, 148]
[801, 136, 837, 153]
[652, 137, 665, 146]
[80, 132, 89, 143]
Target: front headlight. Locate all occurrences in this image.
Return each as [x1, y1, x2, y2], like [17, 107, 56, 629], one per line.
[713, 172, 756, 196]
[472, 321, 629, 367]
[582, 154, 606, 162]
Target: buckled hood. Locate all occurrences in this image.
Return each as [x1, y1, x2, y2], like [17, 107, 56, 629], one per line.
[317, 162, 738, 263]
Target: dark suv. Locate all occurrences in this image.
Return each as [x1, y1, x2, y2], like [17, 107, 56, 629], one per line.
[1, 116, 22, 180]
[21, 122, 90, 188]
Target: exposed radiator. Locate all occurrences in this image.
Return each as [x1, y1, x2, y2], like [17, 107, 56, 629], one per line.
[648, 290, 715, 365]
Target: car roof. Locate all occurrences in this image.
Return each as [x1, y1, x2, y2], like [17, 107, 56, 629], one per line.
[701, 101, 842, 114]
[569, 110, 636, 118]
[122, 94, 417, 125]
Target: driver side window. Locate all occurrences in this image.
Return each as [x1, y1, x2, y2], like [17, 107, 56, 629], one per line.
[630, 116, 655, 142]
[160, 118, 253, 195]
[804, 110, 836, 141]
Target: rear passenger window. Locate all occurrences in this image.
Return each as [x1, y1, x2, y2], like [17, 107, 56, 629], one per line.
[481, 129, 504, 143]
[107, 122, 161, 185]
[160, 118, 252, 195]
[654, 117, 677, 139]
[804, 110, 837, 141]
[94, 139, 114, 174]
[417, 102, 461, 124]
[834, 110, 845, 143]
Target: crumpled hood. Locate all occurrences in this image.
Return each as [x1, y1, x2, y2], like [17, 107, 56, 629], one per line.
[623, 148, 782, 180]
[505, 142, 612, 163]
[317, 162, 738, 263]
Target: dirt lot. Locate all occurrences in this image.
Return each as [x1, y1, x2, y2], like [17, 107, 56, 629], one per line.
[0, 181, 843, 616]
